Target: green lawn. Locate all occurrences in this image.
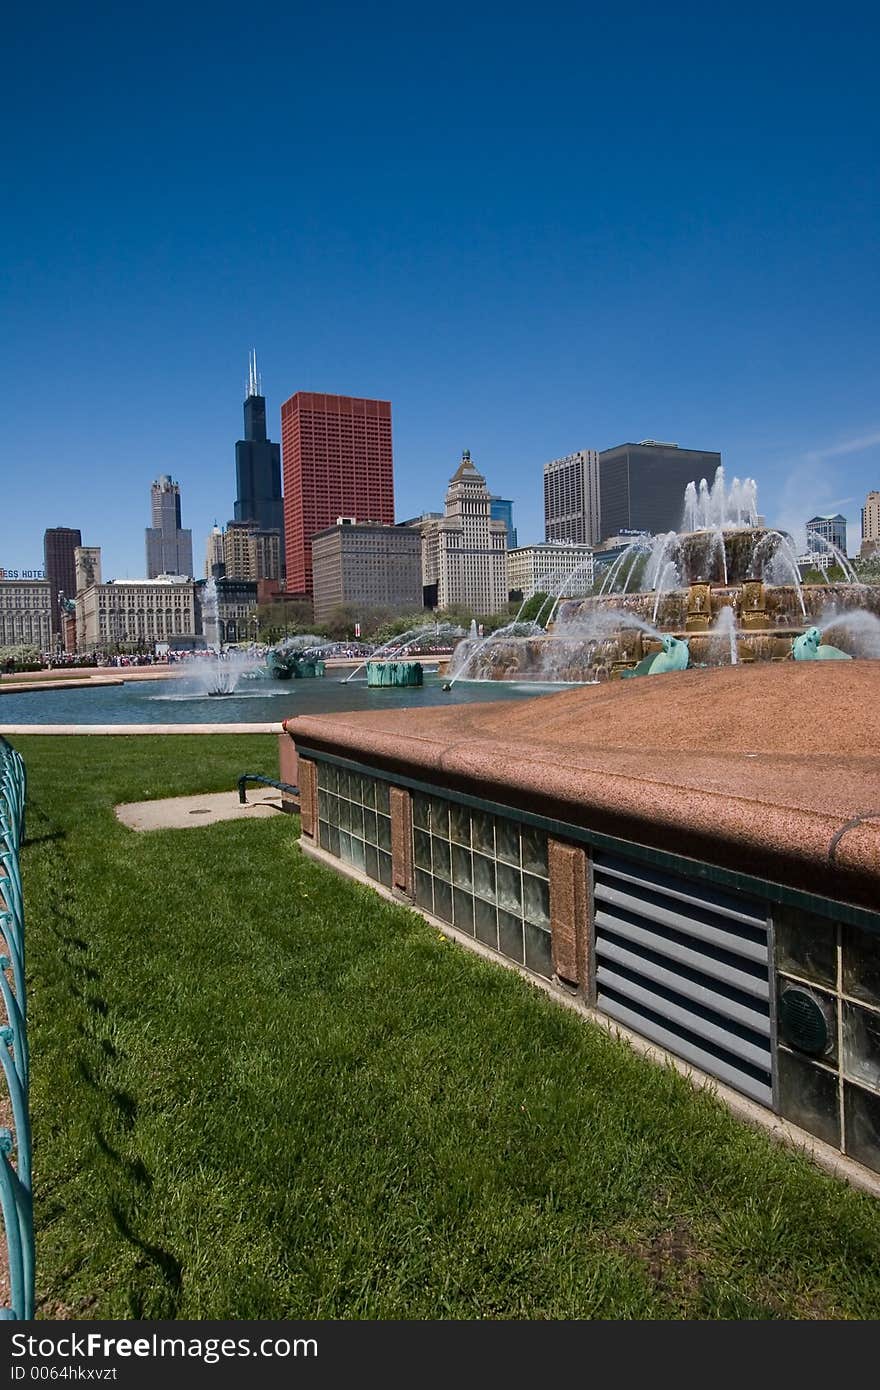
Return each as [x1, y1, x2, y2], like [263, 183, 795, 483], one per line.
[11, 734, 880, 1319]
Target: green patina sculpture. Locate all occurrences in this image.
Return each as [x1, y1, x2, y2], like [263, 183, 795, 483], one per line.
[651, 635, 691, 673]
[792, 627, 852, 661]
[245, 650, 327, 680]
[621, 635, 690, 678]
[366, 660, 423, 687]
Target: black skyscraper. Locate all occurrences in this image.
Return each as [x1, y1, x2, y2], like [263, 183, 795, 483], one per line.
[598, 441, 722, 539]
[234, 351, 284, 574]
[43, 526, 82, 638]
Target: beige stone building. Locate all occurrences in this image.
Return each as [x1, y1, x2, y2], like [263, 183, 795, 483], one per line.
[74, 547, 198, 651]
[862, 491, 880, 557]
[74, 547, 102, 593]
[205, 521, 282, 582]
[543, 449, 601, 546]
[205, 526, 225, 578]
[311, 522, 422, 626]
[250, 529, 281, 583]
[421, 452, 508, 614]
[212, 578, 259, 644]
[507, 542, 595, 599]
[0, 579, 52, 651]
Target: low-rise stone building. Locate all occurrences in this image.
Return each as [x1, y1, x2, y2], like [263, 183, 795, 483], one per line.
[0, 579, 52, 651]
[507, 542, 595, 599]
[74, 547, 198, 651]
[311, 521, 422, 626]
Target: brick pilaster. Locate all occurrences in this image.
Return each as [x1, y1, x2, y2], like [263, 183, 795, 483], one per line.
[277, 734, 300, 814]
[298, 757, 318, 839]
[390, 786, 413, 896]
[548, 839, 590, 988]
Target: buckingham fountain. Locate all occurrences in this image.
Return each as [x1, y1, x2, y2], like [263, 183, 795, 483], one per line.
[448, 468, 880, 683]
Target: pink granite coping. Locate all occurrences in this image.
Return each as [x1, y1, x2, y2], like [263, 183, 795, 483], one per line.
[284, 663, 880, 912]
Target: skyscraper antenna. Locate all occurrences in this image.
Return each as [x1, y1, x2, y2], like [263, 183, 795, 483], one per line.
[247, 348, 262, 399]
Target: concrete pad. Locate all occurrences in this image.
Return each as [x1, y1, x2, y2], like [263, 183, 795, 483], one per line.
[115, 789, 283, 831]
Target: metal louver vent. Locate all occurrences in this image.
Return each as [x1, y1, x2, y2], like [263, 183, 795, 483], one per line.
[593, 853, 772, 1105]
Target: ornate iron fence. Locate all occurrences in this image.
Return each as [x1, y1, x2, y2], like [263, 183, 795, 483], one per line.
[0, 737, 33, 1319]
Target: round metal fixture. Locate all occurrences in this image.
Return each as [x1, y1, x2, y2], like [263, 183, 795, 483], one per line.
[778, 986, 830, 1056]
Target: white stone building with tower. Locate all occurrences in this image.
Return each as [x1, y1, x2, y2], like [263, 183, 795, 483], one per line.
[421, 452, 508, 614]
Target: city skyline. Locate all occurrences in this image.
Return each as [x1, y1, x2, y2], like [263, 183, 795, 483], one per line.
[8, 409, 879, 584]
[3, 5, 880, 575]
[3, 345, 877, 580]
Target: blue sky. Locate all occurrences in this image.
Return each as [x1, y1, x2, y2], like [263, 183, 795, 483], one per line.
[3, 1, 879, 576]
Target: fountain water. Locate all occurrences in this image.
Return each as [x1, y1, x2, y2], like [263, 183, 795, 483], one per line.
[451, 466, 879, 682]
[202, 578, 220, 651]
[752, 532, 807, 616]
[802, 536, 860, 584]
[683, 467, 759, 531]
[446, 620, 544, 685]
[598, 535, 653, 596]
[651, 561, 680, 625]
[344, 623, 466, 685]
[175, 649, 262, 697]
[816, 608, 880, 657]
[710, 604, 739, 665]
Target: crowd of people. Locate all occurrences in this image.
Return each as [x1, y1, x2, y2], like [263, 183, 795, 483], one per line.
[5, 635, 460, 678]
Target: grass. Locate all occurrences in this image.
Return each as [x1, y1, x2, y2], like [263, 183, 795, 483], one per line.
[11, 733, 880, 1319]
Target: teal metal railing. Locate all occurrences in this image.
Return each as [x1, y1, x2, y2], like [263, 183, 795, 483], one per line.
[0, 737, 33, 1320]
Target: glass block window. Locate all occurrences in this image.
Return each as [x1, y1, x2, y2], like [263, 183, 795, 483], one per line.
[774, 907, 880, 1171]
[411, 795, 551, 978]
[314, 761, 392, 889]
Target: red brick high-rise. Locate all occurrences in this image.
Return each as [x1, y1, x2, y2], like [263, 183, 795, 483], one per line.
[281, 392, 394, 594]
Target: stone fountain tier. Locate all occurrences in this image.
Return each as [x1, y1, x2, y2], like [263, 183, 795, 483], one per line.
[665, 525, 856, 586]
[462, 583, 880, 683]
[558, 583, 880, 634]
[673, 526, 783, 585]
[460, 630, 802, 683]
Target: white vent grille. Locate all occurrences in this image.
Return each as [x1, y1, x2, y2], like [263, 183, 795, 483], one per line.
[593, 854, 772, 1104]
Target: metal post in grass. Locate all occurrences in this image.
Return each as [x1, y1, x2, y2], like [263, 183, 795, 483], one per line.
[0, 1127, 33, 1320]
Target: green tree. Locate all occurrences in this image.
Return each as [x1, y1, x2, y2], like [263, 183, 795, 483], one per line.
[853, 553, 880, 584]
[371, 609, 432, 645]
[433, 604, 476, 630]
[321, 604, 364, 640]
[0, 644, 41, 671]
[802, 566, 847, 584]
[514, 592, 551, 624]
[256, 599, 316, 640]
